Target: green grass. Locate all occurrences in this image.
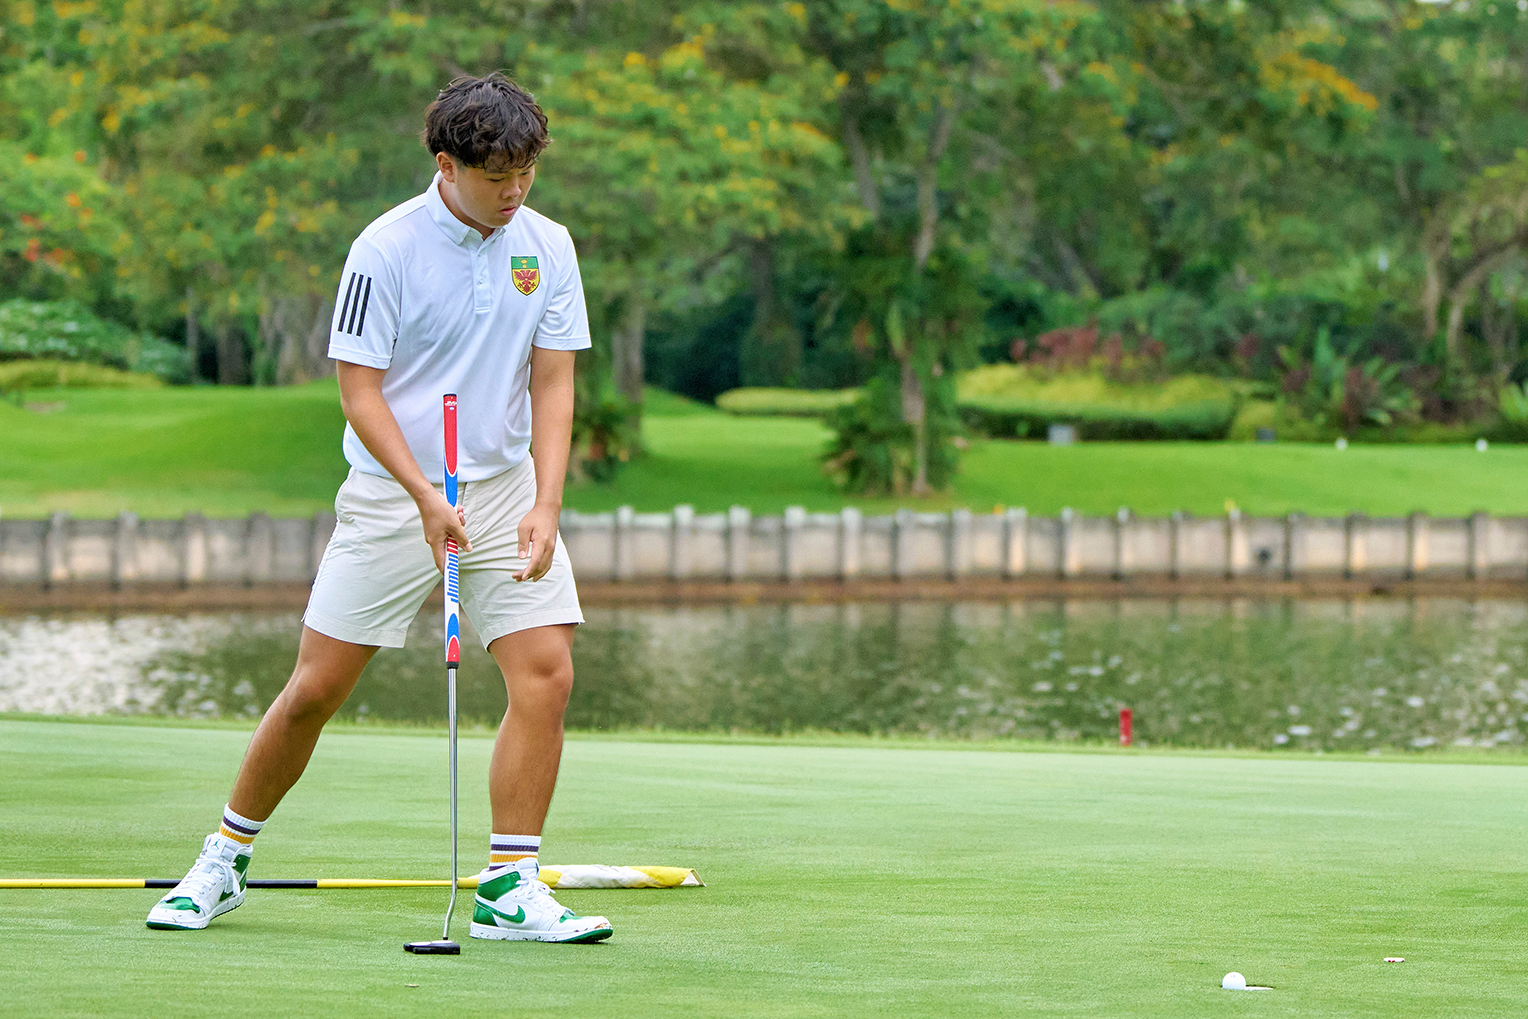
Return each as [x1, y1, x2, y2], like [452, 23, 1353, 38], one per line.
[3, 382, 1526, 518]
[0, 382, 351, 518]
[3, 718, 1526, 1017]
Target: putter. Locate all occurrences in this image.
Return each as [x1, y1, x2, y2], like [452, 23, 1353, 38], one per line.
[406, 393, 463, 956]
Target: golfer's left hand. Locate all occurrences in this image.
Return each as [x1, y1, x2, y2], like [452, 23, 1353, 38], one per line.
[514, 502, 560, 582]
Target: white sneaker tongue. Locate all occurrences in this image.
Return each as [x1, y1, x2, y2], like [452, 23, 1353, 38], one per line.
[206, 833, 245, 859]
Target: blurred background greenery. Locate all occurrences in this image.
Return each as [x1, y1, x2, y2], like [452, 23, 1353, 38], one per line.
[4, 0, 1528, 499]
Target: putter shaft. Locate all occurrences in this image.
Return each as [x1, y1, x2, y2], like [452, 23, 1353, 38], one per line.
[443, 662, 458, 940]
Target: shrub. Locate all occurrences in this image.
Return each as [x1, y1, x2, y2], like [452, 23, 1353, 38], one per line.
[1277, 329, 1420, 432]
[1232, 398, 1485, 444]
[823, 369, 961, 494]
[571, 386, 640, 483]
[0, 359, 163, 392]
[0, 299, 191, 383]
[716, 387, 861, 416]
[956, 365, 1239, 440]
[1487, 382, 1528, 442]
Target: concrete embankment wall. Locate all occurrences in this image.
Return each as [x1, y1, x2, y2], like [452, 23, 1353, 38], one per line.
[1, 508, 1524, 597]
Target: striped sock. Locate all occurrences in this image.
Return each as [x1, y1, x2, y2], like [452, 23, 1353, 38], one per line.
[488, 833, 540, 873]
[218, 804, 265, 847]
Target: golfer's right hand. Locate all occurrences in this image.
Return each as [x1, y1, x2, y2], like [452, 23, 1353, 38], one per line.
[420, 491, 470, 574]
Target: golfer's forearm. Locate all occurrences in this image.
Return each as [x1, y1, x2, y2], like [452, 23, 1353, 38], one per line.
[528, 349, 575, 509]
[336, 363, 435, 503]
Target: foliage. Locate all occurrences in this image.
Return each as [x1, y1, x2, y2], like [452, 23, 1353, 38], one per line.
[3, 0, 1528, 445]
[1230, 399, 1480, 445]
[959, 364, 1239, 442]
[1489, 381, 1528, 442]
[1277, 329, 1422, 433]
[821, 367, 961, 495]
[570, 385, 641, 483]
[0, 358, 161, 392]
[0, 299, 190, 381]
[715, 387, 859, 417]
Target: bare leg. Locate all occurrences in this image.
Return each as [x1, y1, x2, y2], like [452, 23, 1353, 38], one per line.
[227, 626, 378, 821]
[486, 624, 575, 834]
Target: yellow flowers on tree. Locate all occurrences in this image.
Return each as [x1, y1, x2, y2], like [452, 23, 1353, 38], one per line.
[527, 30, 854, 405]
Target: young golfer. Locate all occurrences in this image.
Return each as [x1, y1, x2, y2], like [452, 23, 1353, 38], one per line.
[146, 73, 612, 943]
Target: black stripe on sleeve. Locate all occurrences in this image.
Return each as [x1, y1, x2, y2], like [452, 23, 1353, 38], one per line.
[345, 275, 366, 334]
[353, 276, 373, 337]
[336, 272, 357, 332]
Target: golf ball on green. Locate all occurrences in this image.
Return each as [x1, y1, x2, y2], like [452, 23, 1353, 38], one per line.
[1222, 972, 1247, 990]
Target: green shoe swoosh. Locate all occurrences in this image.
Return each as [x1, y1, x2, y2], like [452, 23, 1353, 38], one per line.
[477, 900, 527, 925]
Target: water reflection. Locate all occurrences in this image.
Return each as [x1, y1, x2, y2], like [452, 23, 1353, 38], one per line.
[1, 599, 1525, 751]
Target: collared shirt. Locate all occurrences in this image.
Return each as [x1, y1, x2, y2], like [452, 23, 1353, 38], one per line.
[327, 172, 591, 483]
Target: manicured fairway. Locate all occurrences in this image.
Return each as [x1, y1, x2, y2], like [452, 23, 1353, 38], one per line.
[2, 719, 1525, 1017]
[3, 383, 1526, 518]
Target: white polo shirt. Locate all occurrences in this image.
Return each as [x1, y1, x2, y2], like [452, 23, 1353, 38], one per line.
[327, 172, 591, 483]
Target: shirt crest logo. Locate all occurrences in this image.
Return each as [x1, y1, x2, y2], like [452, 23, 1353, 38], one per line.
[511, 256, 540, 296]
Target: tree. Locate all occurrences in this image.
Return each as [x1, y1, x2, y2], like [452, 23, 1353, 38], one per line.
[799, 0, 1071, 493]
[526, 26, 852, 404]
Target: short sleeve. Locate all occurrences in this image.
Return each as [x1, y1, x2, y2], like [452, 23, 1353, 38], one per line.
[327, 236, 399, 369]
[532, 231, 592, 351]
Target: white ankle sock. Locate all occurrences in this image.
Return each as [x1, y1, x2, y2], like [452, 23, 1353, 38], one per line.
[488, 833, 540, 873]
[218, 804, 265, 848]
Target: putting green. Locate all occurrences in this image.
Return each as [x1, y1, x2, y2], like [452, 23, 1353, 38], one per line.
[1, 719, 1525, 1017]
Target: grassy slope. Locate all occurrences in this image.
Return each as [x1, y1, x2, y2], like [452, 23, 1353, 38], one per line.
[0, 382, 351, 518]
[2, 383, 1526, 518]
[2, 719, 1526, 1018]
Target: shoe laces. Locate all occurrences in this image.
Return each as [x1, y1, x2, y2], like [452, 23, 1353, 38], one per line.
[179, 847, 238, 902]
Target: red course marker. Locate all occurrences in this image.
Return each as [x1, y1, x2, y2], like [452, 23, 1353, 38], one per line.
[1119, 707, 1133, 747]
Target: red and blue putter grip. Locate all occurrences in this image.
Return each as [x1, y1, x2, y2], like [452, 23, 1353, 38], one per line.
[443, 394, 461, 669]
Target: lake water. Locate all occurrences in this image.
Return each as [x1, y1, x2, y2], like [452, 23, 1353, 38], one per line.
[2, 599, 1525, 752]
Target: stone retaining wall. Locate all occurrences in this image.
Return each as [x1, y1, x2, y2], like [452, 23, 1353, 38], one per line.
[1, 507, 1524, 590]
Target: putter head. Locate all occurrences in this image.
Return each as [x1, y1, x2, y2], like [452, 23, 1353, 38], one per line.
[404, 940, 460, 955]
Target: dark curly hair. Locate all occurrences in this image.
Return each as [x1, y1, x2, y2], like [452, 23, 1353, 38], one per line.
[423, 72, 549, 170]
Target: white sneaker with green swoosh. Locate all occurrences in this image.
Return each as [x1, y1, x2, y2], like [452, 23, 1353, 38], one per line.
[145, 833, 250, 931]
[469, 864, 613, 943]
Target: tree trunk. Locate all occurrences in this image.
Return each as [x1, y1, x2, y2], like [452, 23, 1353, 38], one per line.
[1481, 280, 1509, 381]
[185, 287, 201, 382]
[215, 322, 250, 385]
[901, 356, 928, 496]
[902, 102, 956, 497]
[912, 105, 955, 273]
[612, 297, 646, 404]
[268, 293, 337, 385]
[1444, 246, 1520, 362]
[838, 95, 880, 220]
[742, 237, 801, 386]
[1420, 217, 1446, 345]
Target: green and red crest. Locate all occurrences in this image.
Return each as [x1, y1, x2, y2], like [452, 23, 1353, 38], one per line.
[511, 256, 539, 296]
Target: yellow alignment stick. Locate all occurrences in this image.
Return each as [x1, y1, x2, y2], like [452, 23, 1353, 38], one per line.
[0, 867, 704, 890]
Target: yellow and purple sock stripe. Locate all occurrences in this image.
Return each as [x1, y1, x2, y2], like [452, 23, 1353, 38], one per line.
[218, 811, 261, 846]
[488, 835, 540, 866]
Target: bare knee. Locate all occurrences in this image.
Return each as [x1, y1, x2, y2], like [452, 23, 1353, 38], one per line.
[271, 667, 352, 726]
[522, 655, 574, 713]
[505, 652, 574, 718]
[491, 626, 576, 719]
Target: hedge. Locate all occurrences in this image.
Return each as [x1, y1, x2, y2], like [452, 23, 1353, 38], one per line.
[0, 359, 163, 392]
[958, 397, 1237, 441]
[716, 387, 860, 416]
[0, 299, 191, 383]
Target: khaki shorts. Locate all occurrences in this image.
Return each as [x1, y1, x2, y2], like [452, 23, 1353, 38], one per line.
[303, 458, 583, 649]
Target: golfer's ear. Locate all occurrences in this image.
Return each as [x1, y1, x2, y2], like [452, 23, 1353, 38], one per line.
[436, 151, 457, 183]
